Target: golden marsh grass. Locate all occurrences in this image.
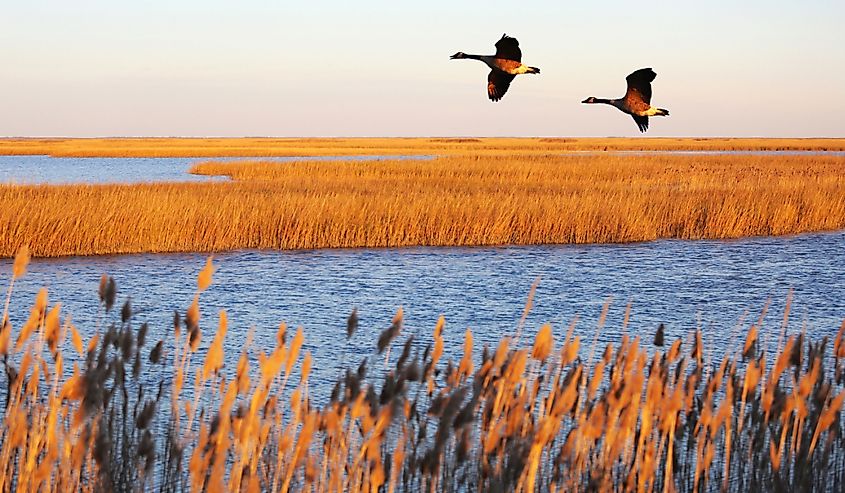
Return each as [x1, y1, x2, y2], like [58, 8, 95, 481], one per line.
[1, 154, 845, 257]
[1, 253, 844, 491]
[1, 137, 845, 157]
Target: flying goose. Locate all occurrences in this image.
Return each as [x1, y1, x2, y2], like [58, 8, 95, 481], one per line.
[450, 34, 540, 102]
[582, 68, 669, 132]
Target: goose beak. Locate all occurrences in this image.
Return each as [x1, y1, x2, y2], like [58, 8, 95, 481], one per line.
[581, 98, 591, 104]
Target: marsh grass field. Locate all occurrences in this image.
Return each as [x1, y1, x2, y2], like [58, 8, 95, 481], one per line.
[1, 139, 845, 257]
[2, 137, 845, 158]
[2, 138, 845, 492]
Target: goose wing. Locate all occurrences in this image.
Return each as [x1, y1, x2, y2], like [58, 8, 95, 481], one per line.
[487, 70, 516, 102]
[624, 68, 656, 108]
[632, 115, 649, 133]
[494, 34, 522, 62]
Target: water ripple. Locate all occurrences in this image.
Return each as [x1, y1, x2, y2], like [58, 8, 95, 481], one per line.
[1, 231, 843, 399]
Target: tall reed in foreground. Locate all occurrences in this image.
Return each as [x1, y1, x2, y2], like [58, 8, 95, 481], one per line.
[2, 153, 845, 257]
[1, 252, 845, 491]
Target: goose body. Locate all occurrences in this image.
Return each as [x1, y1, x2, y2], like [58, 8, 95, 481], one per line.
[451, 34, 540, 102]
[582, 68, 669, 132]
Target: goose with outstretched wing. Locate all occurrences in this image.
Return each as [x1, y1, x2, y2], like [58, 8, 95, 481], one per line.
[582, 68, 669, 132]
[450, 34, 540, 102]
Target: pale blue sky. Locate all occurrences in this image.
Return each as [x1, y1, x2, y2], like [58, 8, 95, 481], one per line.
[2, 1, 843, 137]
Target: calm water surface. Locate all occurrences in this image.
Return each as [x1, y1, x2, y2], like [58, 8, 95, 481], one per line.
[0, 155, 431, 184]
[596, 150, 845, 156]
[2, 232, 843, 397]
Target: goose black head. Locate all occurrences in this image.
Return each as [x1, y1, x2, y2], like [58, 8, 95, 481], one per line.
[450, 52, 467, 60]
[582, 97, 597, 104]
